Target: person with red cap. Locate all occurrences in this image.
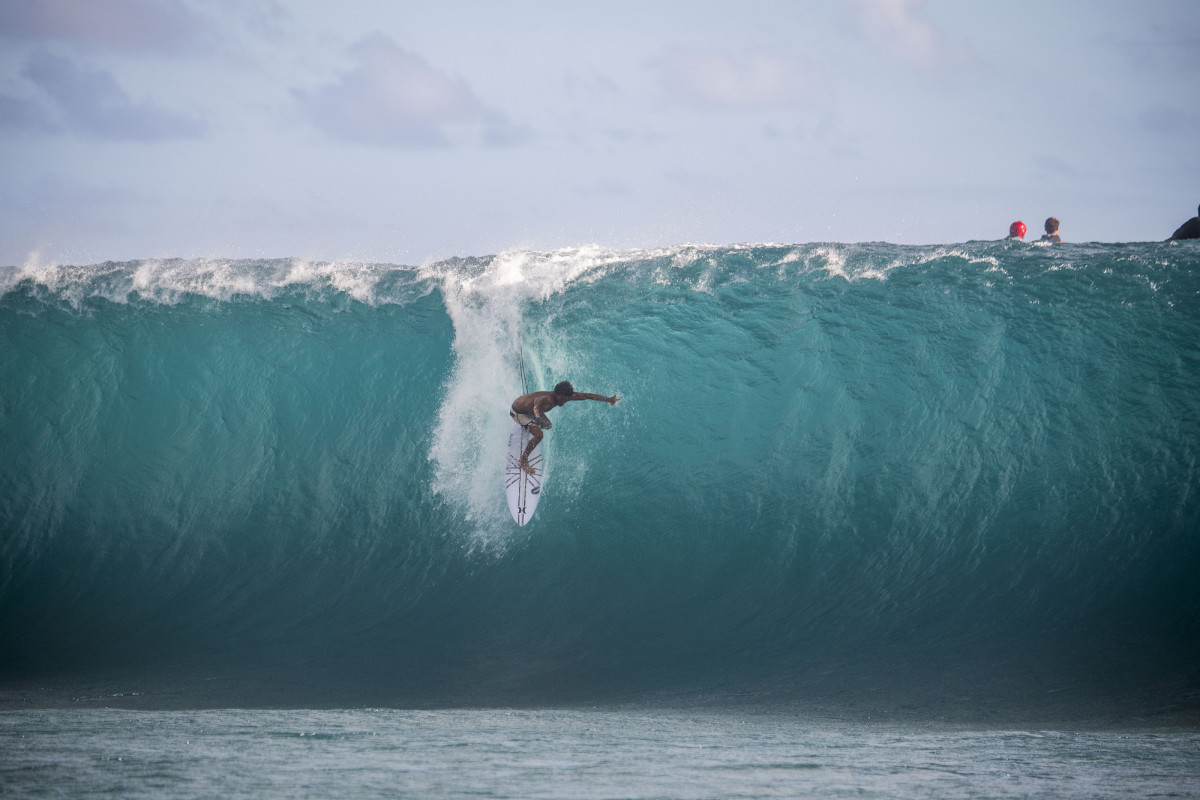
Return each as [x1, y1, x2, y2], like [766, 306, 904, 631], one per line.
[1007, 221, 1027, 239]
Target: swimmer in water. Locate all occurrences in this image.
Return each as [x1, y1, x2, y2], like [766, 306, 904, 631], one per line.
[1040, 217, 1062, 243]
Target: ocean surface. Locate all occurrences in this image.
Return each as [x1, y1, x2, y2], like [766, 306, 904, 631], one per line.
[2, 241, 1199, 795]
[3, 708, 1198, 800]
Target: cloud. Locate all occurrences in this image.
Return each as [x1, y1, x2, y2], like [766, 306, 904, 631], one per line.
[294, 34, 524, 148]
[844, 0, 947, 70]
[653, 46, 827, 111]
[575, 179, 635, 199]
[0, 0, 209, 55]
[209, 0, 290, 43]
[2, 50, 207, 140]
[1139, 106, 1188, 135]
[1101, 21, 1200, 75]
[1031, 155, 1082, 180]
[0, 92, 56, 133]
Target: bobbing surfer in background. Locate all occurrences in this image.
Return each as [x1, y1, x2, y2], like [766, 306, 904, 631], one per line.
[510, 381, 619, 475]
[1040, 217, 1063, 243]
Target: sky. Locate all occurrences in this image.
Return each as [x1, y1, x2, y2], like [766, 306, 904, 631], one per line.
[0, 0, 1197, 266]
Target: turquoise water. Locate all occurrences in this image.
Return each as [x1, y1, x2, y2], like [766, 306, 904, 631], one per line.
[2, 709, 1198, 799]
[1, 241, 1198, 715]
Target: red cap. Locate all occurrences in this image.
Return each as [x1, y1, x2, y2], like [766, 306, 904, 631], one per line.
[1009, 221, 1027, 238]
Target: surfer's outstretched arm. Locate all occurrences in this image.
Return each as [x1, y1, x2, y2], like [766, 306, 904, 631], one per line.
[568, 392, 619, 405]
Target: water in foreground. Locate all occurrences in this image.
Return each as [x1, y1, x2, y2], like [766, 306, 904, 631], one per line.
[3, 708, 1197, 799]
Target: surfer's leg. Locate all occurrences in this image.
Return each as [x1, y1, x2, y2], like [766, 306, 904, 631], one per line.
[519, 427, 543, 475]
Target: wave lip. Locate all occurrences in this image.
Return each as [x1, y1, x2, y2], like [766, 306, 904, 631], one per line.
[0, 257, 440, 307]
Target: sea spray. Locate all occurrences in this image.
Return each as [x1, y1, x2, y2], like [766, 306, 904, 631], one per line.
[424, 246, 641, 546]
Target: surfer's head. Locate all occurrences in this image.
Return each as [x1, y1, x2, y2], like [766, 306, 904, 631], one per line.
[553, 381, 574, 403]
[1044, 217, 1060, 234]
[1008, 221, 1026, 239]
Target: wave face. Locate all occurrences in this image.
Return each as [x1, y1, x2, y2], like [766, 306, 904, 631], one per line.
[2, 243, 1199, 707]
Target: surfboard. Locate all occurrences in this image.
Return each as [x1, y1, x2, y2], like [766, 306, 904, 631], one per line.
[505, 422, 544, 525]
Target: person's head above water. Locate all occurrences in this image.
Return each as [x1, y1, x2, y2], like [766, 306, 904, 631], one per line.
[553, 381, 574, 399]
[1044, 217, 1060, 234]
[1008, 221, 1027, 239]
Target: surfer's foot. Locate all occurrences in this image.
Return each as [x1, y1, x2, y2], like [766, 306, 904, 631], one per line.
[519, 458, 536, 476]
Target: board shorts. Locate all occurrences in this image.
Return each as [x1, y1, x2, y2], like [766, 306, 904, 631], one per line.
[511, 407, 551, 430]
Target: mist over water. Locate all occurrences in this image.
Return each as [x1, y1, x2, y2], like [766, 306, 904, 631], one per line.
[1, 241, 1198, 716]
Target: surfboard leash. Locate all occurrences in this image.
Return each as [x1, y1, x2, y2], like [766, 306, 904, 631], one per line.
[518, 333, 528, 395]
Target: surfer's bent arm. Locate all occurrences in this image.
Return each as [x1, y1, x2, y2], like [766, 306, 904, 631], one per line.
[532, 396, 554, 419]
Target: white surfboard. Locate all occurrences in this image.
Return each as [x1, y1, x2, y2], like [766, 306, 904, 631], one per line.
[505, 422, 544, 525]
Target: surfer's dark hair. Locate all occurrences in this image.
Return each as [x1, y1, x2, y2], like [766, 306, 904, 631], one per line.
[553, 381, 574, 397]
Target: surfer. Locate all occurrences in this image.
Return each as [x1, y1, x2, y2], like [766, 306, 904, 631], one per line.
[1040, 217, 1062, 243]
[1007, 221, 1027, 239]
[1167, 204, 1200, 240]
[510, 381, 619, 475]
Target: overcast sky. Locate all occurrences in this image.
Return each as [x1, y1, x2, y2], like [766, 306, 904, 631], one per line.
[1, 0, 1197, 266]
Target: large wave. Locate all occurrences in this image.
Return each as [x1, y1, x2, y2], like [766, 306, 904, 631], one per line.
[2, 241, 1198, 709]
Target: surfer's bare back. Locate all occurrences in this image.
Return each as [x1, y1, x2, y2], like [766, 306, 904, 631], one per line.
[510, 381, 619, 475]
